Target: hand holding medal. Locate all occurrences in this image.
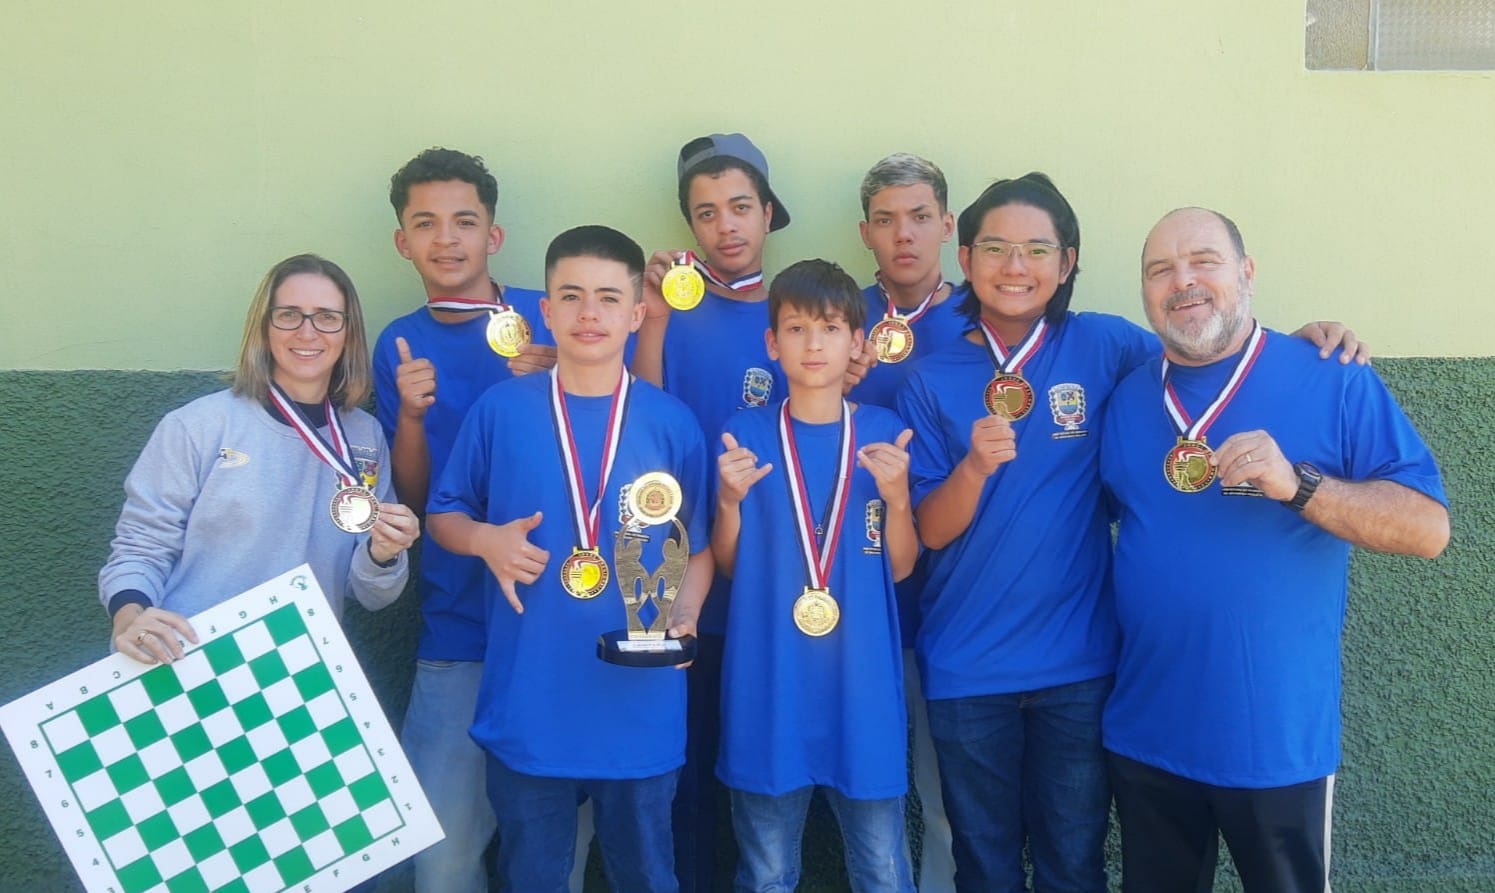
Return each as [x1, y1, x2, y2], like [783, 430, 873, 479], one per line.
[1160, 322, 1267, 494]
[1210, 430, 1297, 499]
[963, 415, 1018, 478]
[660, 252, 706, 311]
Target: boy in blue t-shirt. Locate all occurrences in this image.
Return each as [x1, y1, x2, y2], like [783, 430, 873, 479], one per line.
[631, 132, 790, 892]
[371, 148, 590, 893]
[713, 259, 918, 893]
[428, 225, 713, 893]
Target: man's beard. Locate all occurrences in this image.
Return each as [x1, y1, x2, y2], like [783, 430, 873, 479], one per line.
[1160, 283, 1251, 363]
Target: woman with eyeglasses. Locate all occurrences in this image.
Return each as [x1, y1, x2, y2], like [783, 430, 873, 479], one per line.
[100, 254, 419, 664]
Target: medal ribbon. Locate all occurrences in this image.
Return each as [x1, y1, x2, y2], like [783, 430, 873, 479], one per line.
[685, 250, 763, 294]
[550, 367, 631, 551]
[978, 317, 1048, 375]
[1161, 321, 1267, 439]
[426, 281, 513, 313]
[267, 384, 361, 488]
[778, 399, 856, 590]
[876, 274, 946, 325]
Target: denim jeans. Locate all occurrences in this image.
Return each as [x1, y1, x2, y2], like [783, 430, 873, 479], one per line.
[400, 659, 595, 893]
[729, 786, 915, 893]
[905, 652, 955, 893]
[926, 675, 1113, 893]
[400, 659, 497, 893]
[485, 754, 679, 893]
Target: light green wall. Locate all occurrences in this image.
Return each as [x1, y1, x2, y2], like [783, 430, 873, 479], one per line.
[3, 0, 1493, 370]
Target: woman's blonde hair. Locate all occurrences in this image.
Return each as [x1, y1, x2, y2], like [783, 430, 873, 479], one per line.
[232, 254, 372, 411]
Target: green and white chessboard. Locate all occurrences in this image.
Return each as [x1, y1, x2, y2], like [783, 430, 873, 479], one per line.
[0, 565, 442, 893]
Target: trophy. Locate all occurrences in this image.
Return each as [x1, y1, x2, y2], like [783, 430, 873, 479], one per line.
[597, 472, 697, 667]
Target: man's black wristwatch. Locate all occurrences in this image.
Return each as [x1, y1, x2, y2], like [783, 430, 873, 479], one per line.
[1285, 462, 1323, 512]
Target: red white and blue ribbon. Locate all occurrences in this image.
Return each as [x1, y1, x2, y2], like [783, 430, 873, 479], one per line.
[550, 367, 631, 551]
[1161, 321, 1267, 440]
[426, 281, 512, 314]
[687, 251, 764, 294]
[777, 399, 856, 591]
[978, 317, 1048, 376]
[268, 384, 360, 488]
[876, 274, 947, 325]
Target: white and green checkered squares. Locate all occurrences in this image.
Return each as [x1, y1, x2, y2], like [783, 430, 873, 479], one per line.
[36, 604, 402, 893]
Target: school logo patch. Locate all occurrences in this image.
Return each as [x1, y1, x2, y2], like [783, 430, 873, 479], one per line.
[352, 448, 380, 488]
[742, 367, 774, 408]
[862, 499, 884, 555]
[216, 448, 249, 468]
[1047, 383, 1089, 440]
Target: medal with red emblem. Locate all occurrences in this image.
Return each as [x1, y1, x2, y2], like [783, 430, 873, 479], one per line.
[1160, 321, 1266, 493]
[779, 398, 856, 637]
[267, 384, 380, 534]
[550, 367, 631, 598]
[978, 318, 1047, 420]
[869, 277, 946, 364]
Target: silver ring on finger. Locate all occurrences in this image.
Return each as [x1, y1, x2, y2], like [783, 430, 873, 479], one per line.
[136, 632, 147, 646]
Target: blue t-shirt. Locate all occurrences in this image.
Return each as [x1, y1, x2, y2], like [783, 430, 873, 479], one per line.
[854, 281, 971, 647]
[661, 290, 782, 634]
[429, 371, 709, 779]
[1099, 331, 1446, 789]
[897, 312, 1157, 699]
[716, 402, 908, 799]
[374, 291, 550, 661]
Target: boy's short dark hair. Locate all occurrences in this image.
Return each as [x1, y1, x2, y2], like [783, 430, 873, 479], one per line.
[544, 225, 646, 296]
[389, 147, 499, 221]
[768, 259, 867, 331]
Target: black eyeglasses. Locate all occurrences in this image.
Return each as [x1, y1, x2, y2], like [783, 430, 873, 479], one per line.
[269, 308, 347, 333]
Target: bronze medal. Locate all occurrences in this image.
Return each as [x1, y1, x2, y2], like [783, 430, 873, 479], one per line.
[660, 262, 706, 311]
[869, 317, 915, 364]
[330, 485, 380, 534]
[984, 373, 1035, 420]
[486, 308, 532, 358]
[792, 587, 840, 637]
[627, 471, 683, 527]
[560, 549, 611, 599]
[1163, 439, 1216, 493]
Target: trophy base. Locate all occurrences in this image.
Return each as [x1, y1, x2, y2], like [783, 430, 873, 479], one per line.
[596, 630, 697, 668]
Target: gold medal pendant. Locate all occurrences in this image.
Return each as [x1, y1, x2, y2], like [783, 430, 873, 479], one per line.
[560, 548, 610, 599]
[1163, 438, 1216, 493]
[983, 373, 1035, 420]
[793, 587, 840, 637]
[660, 262, 706, 311]
[330, 485, 380, 534]
[627, 471, 683, 527]
[486, 308, 533, 358]
[869, 317, 915, 364]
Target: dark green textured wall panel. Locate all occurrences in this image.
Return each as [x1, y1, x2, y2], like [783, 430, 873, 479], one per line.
[0, 362, 1490, 892]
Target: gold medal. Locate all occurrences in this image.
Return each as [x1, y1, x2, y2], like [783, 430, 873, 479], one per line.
[793, 587, 840, 637]
[560, 549, 610, 599]
[869, 317, 915, 364]
[627, 471, 683, 527]
[660, 262, 706, 311]
[486, 308, 532, 358]
[330, 485, 380, 534]
[1163, 438, 1216, 493]
[984, 373, 1035, 420]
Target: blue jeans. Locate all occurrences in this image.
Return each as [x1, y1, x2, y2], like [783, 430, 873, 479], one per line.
[926, 675, 1113, 893]
[486, 754, 679, 893]
[400, 659, 496, 893]
[729, 786, 914, 893]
